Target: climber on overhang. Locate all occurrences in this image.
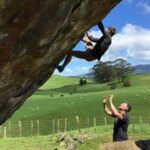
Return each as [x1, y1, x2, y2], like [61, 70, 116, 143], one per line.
[56, 21, 116, 73]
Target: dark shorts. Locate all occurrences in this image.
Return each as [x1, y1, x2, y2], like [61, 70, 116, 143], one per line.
[83, 50, 95, 61]
[72, 50, 95, 61]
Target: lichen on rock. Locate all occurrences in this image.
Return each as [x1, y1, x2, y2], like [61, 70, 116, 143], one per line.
[0, 0, 121, 124]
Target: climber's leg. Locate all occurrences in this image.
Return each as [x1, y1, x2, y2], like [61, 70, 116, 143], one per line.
[55, 50, 95, 73]
[71, 50, 95, 61]
[55, 52, 72, 73]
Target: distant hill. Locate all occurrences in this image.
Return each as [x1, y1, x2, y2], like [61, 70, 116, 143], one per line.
[39, 75, 93, 90]
[50, 65, 150, 89]
[39, 75, 81, 89]
[70, 73, 94, 79]
[72, 64, 150, 77]
[134, 64, 150, 74]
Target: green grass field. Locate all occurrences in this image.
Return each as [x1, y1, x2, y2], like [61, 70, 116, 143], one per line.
[0, 74, 150, 149]
[0, 74, 149, 137]
[0, 125, 149, 150]
[39, 75, 92, 90]
[12, 74, 150, 120]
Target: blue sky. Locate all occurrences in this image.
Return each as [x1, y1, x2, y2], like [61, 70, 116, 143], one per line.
[55, 0, 150, 76]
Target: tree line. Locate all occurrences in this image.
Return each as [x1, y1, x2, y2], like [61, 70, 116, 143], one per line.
[91, 58, 135, 83]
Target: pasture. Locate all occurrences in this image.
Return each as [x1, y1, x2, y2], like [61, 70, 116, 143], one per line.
[0, 74, 150, 149]
[0, 125, 149, 150]
[0, 74, 149, 137]
[11, 74, 150, 120]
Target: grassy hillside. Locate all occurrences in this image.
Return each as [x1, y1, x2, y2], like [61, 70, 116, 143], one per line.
[2, 74, 150, 137]
[9, 74, 150, 121]
[0, 126, 149, 150]
[37, 74, 150, 94]
[39, 75, 92, 90]
[12, 85, 150, 121]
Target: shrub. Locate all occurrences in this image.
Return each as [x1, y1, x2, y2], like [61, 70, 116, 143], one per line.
[79, 78, 84, 86]
[123, 79, 131, 87]
[83, 79, 87, 85]
[110, 83, 117, 90]
[79, 78, 87, 86]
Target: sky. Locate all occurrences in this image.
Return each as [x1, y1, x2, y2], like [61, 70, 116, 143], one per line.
[54, 0, 150, 76]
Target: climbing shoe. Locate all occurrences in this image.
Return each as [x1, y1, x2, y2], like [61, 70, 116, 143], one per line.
[55, 65, 64, 73]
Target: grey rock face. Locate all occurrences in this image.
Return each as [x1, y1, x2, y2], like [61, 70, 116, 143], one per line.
[0, 0, 121, 124]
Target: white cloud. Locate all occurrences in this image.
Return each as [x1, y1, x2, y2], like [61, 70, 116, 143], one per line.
[90, 30, 102, 38]
[54, 24, 150, 76]
[110, 24, 150, 61]
[55, 66, 91, 76]
[89, 24, 150, 62]
[137, 0, 150, 15]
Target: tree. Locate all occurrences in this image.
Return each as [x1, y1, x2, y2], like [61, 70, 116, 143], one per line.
[91, 61, 115, 83]
[83, 79, 87, 85]
[79, 78, 87, 86]
[79, 78, 84, 86]
[91, 59, 135, 83]
[114, 59, 135, 82]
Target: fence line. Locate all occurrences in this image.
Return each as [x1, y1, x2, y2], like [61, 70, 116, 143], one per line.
[0, 116, 149, 138]
[139, 116, 143, 132]
[94, 117, 97, 133]
[64, 118, 67, 133]
[76, 116, 81, 134]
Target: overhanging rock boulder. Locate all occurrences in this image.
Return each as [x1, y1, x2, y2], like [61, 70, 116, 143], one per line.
[0, 0, 121, 124]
